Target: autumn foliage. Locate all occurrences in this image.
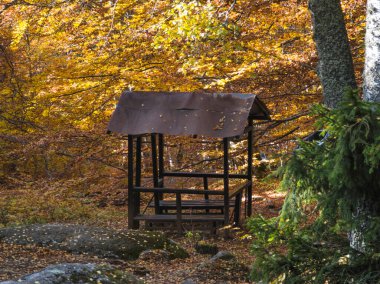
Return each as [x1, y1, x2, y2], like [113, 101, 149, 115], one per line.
[0, 0, 366, 224]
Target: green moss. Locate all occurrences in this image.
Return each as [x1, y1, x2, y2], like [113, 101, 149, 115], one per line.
[69, 265, 142, 284]
[195, 241, 218, 255]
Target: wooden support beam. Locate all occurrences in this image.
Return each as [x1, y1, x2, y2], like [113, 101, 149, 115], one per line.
[176, 193, 182, 232]
[229, 181, 252, 199]
[223, 138, 230, 225]
[135, 136, 141, 227]
[158, 134, 164, 184]
[128, 135, 138, 229]
[134, 214, 224, 222]
[147, 199, 235, 210]
[163, 172, 247, 179]
[203, 176, 209, 213]
[158, 134, 164, 201]
[247, 119, 253, 216]
[134, 187, 224, 195]
[151, 134, 160, 213]
[234, 193, 241, 225]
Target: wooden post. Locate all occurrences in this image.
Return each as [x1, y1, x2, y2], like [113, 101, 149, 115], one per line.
[223, 138, 230, 225]
[128, 135, 138, 229]
[203, 177, 209, 199]
[134, 136, 142, 228]
[234, 193, 241, 225]
[158, 134, 164, 202]
[176, 193, 182, 232]
[247, 119, 253, 216]
[203, 176, 209, 213]
[151, 134, 160, 214]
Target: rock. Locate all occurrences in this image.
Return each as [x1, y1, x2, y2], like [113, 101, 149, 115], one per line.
[193, 251, 249, 283]
[138, 249, 171, 261]
[112, 199, 126, 206]
[0, 263, 141, 284]
[97, 198, 108, 208]
[0, 224, 189, 260]
[131, 266, 150, 276]
[85, 191, 101, 198]
[196, 251, 235, 271]
[182, 278, 197, 284]
[107, 259, 127, 266]
[210, 251, 235, 262]
[194, 241, 218, 255]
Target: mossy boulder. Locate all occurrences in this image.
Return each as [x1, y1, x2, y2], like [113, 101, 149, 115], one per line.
[0, 263, 141, 284]
[194, 241, 218, 255]
[193, 252, 248, 282]
[138, 249, 171, 261]
[0, 224, 188, 260]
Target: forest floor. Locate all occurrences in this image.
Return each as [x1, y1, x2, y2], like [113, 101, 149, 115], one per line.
[0, 178, 284, 283]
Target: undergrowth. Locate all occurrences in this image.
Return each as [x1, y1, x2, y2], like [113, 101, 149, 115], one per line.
[248, 91, 380, 283]
[0, 178, 128, 227]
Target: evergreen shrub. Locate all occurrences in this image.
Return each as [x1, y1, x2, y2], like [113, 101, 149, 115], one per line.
[248, 91, 380, 283]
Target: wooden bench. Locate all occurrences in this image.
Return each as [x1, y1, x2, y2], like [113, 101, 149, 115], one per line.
[148, 199, 235, 211]
[134, 214, 225, 233]
[134, 214, 225, 222]
[134, 181, 252, 232]
[145, 181, 250, 212]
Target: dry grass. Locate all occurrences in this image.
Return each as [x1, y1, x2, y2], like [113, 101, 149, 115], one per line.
[0, 175, 285, 283]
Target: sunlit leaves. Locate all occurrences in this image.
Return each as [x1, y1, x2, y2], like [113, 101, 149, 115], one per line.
[0, 0, 366, 150]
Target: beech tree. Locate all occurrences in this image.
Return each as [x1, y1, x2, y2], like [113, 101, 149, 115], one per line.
[309, 0, 380, 252]
[308, 0, 357, 108]
[364, 0, 380, 103]
[248, 2, 379, 281]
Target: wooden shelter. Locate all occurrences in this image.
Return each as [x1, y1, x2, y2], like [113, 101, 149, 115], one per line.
[108, 91, 271, 231]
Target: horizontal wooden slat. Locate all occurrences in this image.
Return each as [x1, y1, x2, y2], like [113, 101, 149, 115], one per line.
[134, 187, 225, 195]
[148, 199, 235, 209]
[134, 214, 225, 222]
[229, 181, 252, 199]
[163, 172, 248, 179]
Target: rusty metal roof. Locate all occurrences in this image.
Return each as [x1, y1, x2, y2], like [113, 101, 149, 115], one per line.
[107, 91, 270, 138]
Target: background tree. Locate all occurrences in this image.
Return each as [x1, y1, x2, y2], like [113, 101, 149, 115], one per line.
[349, 0, 380, 252]
[309, 0, 380, 253]
[0, 0, 367, 231]
[308, 0, 357, 108]
[364, 0, 380, 103]
[249, 2, 380, 282]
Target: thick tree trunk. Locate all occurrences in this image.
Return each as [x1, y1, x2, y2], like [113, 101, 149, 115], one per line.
[309, 0, 357, 108]
[349, 199, 370, 253]
[309, 0, 369, 252]
[364, 0, 380, 103]
[349, 0, 380, 253]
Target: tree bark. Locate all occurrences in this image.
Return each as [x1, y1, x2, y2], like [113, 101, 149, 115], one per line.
[309, 0, 357, 108]
[364, 0, 380, 103]
[348, 0, 380, 253]
[309, 0, 371, 253]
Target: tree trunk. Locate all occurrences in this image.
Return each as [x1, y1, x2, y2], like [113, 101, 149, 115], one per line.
[348, 0, 380, 253]
[364, 0, 380, 103]
[349, 199, 370, 252]
[308, 0, 357, 108]
[309, 0, 369, 252]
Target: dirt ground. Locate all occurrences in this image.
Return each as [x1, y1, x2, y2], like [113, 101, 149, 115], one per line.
[0, 232, 252, 283]
[0, 180, 284, 283]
